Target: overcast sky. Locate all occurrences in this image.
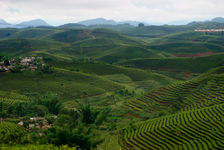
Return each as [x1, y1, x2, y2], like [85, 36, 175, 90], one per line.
[0, 0, 223, 25]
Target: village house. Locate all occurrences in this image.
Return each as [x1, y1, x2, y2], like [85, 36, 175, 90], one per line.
[30, 117, 45, 122]
[18, 121, 24, 126]
[29, 116, 50, 129]
[29, 124, 35, 128]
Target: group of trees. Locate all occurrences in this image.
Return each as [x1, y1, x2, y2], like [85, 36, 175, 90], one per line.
[1, 93, 111, 149]
[3, 93, 62, 118]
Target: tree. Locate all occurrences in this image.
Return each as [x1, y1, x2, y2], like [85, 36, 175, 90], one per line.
[80, 104, 98, 124]
[32, 105, 48, 117]
[33, 93, 62, 115]
[4, 59, 10, 66]
[45, 126, 101, 149]
[40, 65, 53, 73]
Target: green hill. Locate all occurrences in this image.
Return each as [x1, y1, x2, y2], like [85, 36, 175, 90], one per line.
[0, 28, 56, 40]
[51, 29, 93, 43]
[119, 54, 224, 79]
[0, 39, 65, 56]
[98, 46, 163, 64]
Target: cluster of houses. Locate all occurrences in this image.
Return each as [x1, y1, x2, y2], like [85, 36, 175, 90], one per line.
[0, 56, 44, 72]
[18, 116, 55, 130]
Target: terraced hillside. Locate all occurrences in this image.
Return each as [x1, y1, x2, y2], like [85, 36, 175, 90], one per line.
[124, 67, 224, 114]
[120, 67, 224, 149]
[120, 103, 224, 150]
[0, 145, 78, 150]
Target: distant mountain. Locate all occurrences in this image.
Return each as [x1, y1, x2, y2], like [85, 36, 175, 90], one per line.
[188, 17, 224, 25]
[59, 23, 86, 28]
[211, 17, 224, 23]
[78, 18, 117, 26]
[16, 19, 51, 27]
[0, 19, 12, 28]
[0, 19, 10, 25]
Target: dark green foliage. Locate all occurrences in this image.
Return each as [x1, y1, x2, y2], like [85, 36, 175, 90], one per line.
[116, 89, 135, 97]
[56, 114, 73, 126]
[45, 126, 101, 149]
[59, 108, 80, 127]
[31, 105, 49, 117]
[32, 93, 62, 115]
[80, 104, 99, 124]
[4, 93, 61, 117]
[39, 65, 53, 73]
[95, 108, 110, 125]
[10, 65, 22, 73]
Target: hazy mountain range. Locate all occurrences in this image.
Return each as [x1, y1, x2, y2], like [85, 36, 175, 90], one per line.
[0, 17, 223, 28]
[0, 19, 50, 28]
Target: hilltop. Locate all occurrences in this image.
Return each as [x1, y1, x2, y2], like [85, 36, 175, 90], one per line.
[16, 19, 51, 27]
[0, 19, 10, 25]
